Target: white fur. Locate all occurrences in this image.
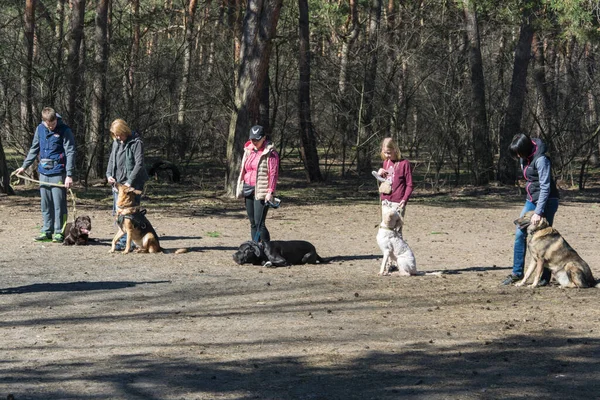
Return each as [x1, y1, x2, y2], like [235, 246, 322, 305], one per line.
[377, 200, 417, 276]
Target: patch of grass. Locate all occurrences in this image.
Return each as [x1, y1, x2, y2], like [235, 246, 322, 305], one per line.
[206, 231, 220, 238]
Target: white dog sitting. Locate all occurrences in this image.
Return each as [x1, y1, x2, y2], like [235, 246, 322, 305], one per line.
[376, 200, 417, 276]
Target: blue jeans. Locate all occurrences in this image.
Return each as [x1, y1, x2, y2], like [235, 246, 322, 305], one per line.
[512, 199, 559, 276]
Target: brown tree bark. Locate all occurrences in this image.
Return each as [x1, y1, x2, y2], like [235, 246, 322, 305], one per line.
[298, 0, 322, 182]
[357, 0, 382, 174]
[88, 0, 110, 182]
[462, 0, 493, 185]
[497, 7, 534, 184]
[337, 0, 359, 177]
[20, 0, 35, 150]
[532, 33, 554, 139]
[225, 0, 283, 195]
[126, 0, 140, 124]
[66, 0, 86, 174]
[177, 0, 199, 159]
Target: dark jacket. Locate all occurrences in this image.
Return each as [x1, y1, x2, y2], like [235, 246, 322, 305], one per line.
[106, 132, 148, 191]
[22, 117, 76, 176]
[521, 138, 559, 213]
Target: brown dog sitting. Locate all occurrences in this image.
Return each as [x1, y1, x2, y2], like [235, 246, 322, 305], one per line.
[63, 215, 92, 245]
[514, 211, 597, 288]
[110, 184, 161, 254]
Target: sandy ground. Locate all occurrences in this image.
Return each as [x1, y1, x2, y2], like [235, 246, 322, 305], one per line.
[1, 184, 599, 399]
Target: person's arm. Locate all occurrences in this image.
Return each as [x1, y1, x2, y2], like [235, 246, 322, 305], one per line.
[63, 127, 76, 177]
[400, 161, 414, 205]
[534, 156, 552, 216]
[62, 126, 76, 188]
[20, 128, 41, 170]
[126, 140, 145, 187]
[265, 150, 280, 201]
[106, 140, 117, 183]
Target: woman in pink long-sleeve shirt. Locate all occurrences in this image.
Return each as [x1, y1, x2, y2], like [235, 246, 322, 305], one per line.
[376, 137, 414, 208]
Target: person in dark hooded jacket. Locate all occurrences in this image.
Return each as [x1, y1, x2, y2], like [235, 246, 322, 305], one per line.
[502, 133, 559, 286]
[106, 118, 148, 250]
[15, 107, 76, 243]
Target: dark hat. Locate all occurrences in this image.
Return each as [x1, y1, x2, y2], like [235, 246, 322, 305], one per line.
[249, 125, 265, 140]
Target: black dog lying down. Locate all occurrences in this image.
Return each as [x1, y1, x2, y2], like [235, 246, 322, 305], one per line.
[233, 240, 328, 267]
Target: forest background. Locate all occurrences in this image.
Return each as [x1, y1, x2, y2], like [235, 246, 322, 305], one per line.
[1, 0, 600, 195]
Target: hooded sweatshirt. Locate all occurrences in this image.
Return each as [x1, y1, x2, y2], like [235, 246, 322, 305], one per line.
[521, 138, 559, 215]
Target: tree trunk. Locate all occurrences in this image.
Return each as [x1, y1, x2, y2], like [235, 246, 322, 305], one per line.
[532, 33, 554, 139]
[51, 0, 66, 107]
[497, 7, 534, 184]
[126, 0, 140, 124]
[462, 0, 493, 185]
[225, 0, 283, 196]
[177, 0, 199, 160]
[20, 0, 35, 150]
[298, 0, 322, 182]
[66, 0, 86, 177]
[357, 0, 382, 174]
[337, 0, 359, 177]
[88, 0, 110, 183]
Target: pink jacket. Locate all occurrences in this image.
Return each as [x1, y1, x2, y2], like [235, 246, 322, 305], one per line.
[236, 140, 279, 200]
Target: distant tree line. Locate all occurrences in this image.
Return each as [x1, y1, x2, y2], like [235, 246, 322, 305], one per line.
[1, 0, 600, 195]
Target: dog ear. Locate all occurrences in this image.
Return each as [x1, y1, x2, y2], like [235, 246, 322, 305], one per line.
[252, 243, 262, 257]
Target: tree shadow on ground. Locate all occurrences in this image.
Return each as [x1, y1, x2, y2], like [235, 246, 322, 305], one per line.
[2, 334, 598, 399]
[0, 280, 170, 295]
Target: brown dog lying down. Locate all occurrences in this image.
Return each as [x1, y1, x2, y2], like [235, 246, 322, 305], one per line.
[63, 215, 92, 245]
[110, 184, 187, 254]
[514, 211, 597, 288]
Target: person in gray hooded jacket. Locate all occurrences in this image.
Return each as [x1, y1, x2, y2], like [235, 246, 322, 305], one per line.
[106, 118, 148, 250]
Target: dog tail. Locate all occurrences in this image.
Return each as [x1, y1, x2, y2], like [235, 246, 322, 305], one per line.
[317, 255, 333, 264]
[161, 247, 190, 254]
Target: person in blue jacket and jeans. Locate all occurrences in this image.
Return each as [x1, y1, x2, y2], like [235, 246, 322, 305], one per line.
[502, 133, 559, 286]
[15, 107, 76, 243]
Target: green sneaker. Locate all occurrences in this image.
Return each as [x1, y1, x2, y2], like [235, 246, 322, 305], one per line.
[34, 233, 52, 242]
[52, 233, 64, 243]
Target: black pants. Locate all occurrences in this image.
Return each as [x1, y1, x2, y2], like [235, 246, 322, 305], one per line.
[245, 197, 270, 242]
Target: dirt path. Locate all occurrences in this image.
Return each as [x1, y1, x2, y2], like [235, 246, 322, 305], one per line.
[1, 187, 599, 399]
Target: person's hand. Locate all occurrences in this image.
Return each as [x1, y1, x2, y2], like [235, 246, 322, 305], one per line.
[64, 176, 73, 189]
[265, 192, 273, 203]
[14, 167, 24, 175]
[377, 168, 387, 177]
[107, 176, 116, 184]
[530, 213, 542, 225]
[399, 200, 406, 208]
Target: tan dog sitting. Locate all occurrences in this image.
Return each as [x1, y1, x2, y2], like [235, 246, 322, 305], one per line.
[110, 184, 161, 254]
[514, 211, 597, 288]
[376, 200, 417, 276]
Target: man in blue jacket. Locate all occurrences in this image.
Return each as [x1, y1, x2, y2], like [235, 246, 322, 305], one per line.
[15, 107, 76, 243]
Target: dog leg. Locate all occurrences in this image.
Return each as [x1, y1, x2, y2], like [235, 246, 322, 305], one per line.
[529, 259, 545, 288]
[565, 263, 588, 288]
[379, 252, 391, 276]
[110, 229, 125, 253]
[123, 232, 134, 254]
[515, 257, 538, 287]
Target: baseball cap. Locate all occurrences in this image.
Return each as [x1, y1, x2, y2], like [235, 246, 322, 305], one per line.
[249, 125, 264, 140]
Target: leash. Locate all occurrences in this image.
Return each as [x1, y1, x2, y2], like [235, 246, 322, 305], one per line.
[11, 171, 78, 224]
